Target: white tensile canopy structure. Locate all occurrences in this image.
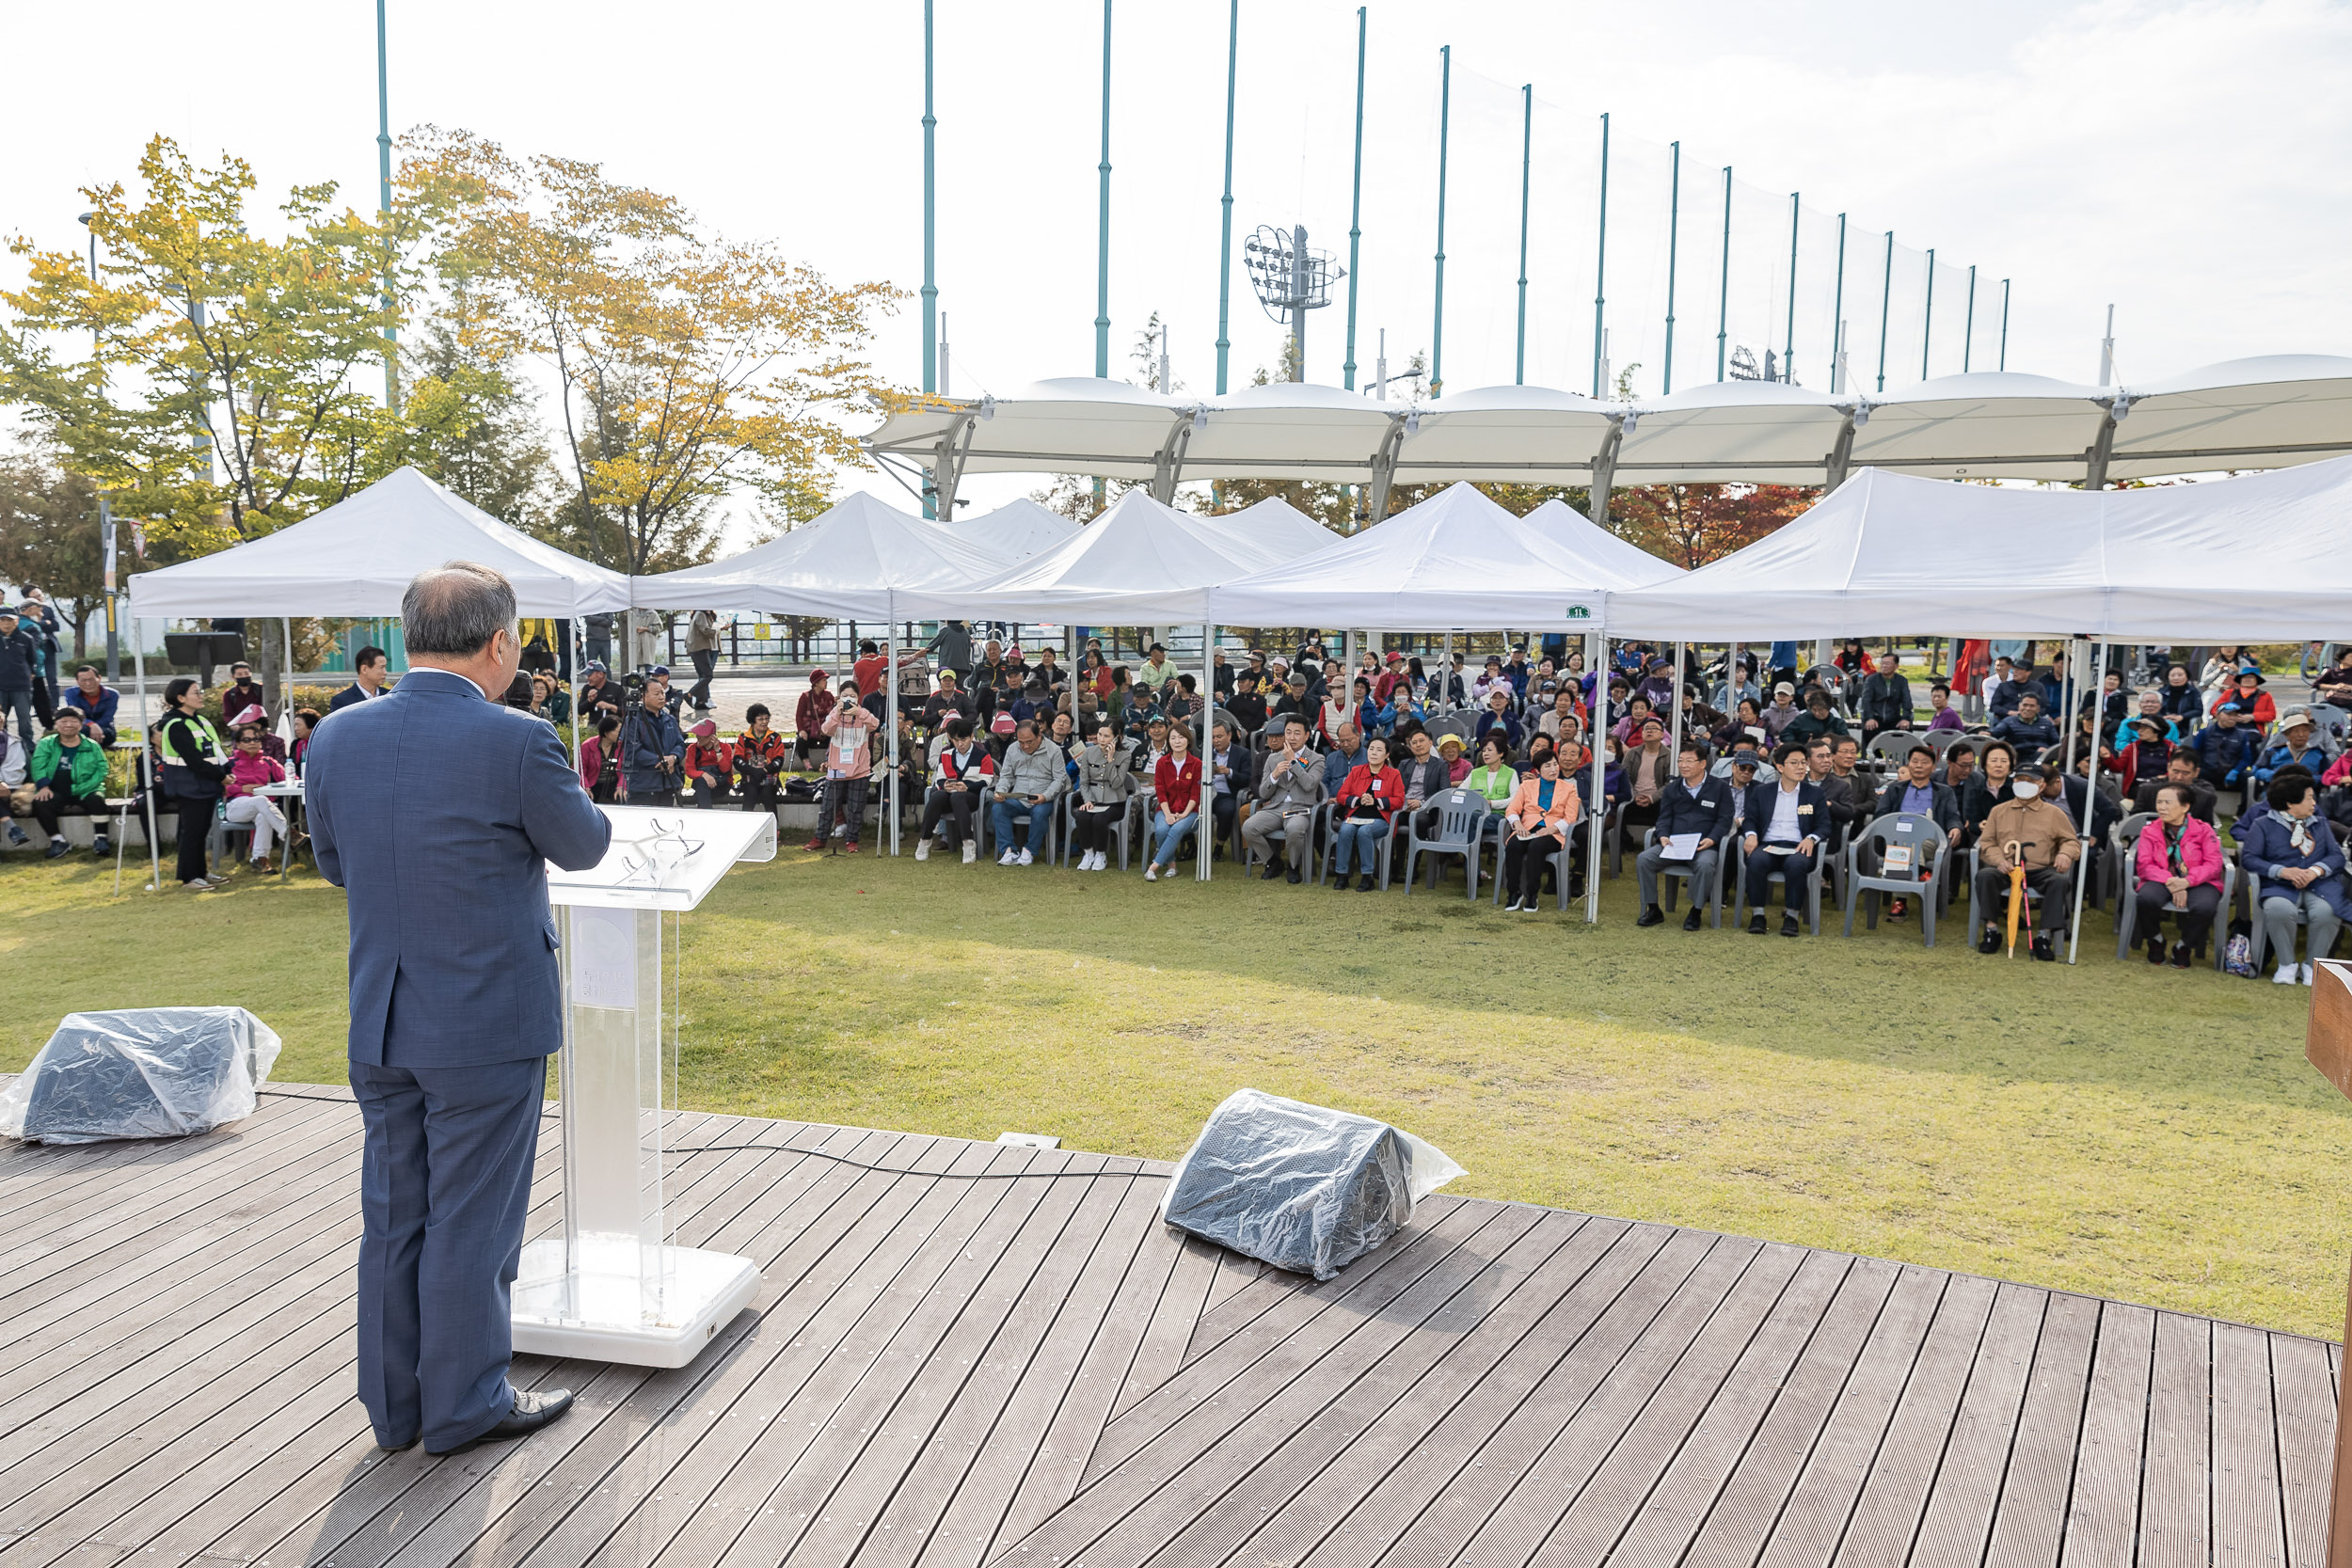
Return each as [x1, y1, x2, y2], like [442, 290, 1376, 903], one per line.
[953, 497, 1077, 561]
[1602, 456, 2352, 641]
[125, 466, 629, 619]
[629, 490, 1011, 618]
[863, 356, 2352, 524]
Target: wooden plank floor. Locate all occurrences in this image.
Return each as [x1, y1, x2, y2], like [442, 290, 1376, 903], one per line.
[0, 1082, 2334, 1568]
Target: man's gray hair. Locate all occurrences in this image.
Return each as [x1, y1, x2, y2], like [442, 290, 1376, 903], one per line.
[403, 562, 517, 655]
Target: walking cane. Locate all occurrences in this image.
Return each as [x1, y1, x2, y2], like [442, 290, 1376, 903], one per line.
[2003, 840, 2028, 958]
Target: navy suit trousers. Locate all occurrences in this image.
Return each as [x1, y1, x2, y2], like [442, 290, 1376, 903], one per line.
[350, 1056, 546, 1451]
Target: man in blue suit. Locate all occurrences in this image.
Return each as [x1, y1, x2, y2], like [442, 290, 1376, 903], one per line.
[1740, 741, 1827, 936]
[307, 562, 612, 1457]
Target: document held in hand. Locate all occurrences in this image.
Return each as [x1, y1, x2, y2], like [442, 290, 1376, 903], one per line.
[1661, 832, 1700, 862]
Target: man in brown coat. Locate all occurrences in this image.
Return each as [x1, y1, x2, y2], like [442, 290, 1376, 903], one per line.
[1973, 763, 2080, 959]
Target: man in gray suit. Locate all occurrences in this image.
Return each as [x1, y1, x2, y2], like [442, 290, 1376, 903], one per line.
[307, 562, 612, 1457]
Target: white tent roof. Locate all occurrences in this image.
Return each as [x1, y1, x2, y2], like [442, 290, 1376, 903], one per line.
[954, 496, 1077, 560]
[892, 488, 1326, 622]
[1113, 482, 1678, 627]
[1603, 456, 2352, 641]
[863, 356, 2352, 488]
[125, 466, 629, 619]
[1195, 495, 1342, 562]
[630, 491, 1011, 617]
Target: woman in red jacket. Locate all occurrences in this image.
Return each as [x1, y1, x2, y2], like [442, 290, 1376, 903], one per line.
[1330, 734, 1404, 891]
[1145, 722, 1205, 881]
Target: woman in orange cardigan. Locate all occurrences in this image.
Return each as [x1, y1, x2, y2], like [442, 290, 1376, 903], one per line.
[1500, 750, 1582, 911]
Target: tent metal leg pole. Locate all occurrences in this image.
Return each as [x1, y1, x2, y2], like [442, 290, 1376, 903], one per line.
[135, 639, 160, 893]
[2066, 639, 2106, 964]
[886, 593, 900, 857]
[1670, 640, 1686, 763]
[1200, 620, 1215, 881]
[1586, 632, 1604, 924]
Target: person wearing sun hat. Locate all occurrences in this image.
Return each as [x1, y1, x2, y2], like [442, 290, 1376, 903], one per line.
[1435, 730, 1470, 784]
[683, 717, 733, 807]
[2253, 707, 2328, 790]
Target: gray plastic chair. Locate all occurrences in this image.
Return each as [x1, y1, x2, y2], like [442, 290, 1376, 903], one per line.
[1734, 837, 1825, 934]
[1241, 799, 1324, 884]
[2115, 839, 2234, 970]
[1841, 812, 1950, 946]
[1491, 830, 1578, 911]
[1059, 792, 1136, 870]
[1403, 788, 1488, 900]
[1867, 731, 1927, 774]
[1322, 800, 1395, 890]
[1640, 826, 1724, 927]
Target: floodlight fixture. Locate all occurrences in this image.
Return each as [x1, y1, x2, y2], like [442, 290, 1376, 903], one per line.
[1243, 222, 1344, 382]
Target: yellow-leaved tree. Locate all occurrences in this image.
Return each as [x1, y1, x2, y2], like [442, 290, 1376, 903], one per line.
[402, 129, 905, 575]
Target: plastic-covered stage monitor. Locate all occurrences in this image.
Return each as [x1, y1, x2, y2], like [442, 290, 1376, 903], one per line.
[513, 805, 775, 1368]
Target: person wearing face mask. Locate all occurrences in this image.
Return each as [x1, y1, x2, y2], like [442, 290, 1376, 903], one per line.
[1972, 764, 2079, 959]
[2239, 772, 2347, 984]
[2130, 783, 2227, 968]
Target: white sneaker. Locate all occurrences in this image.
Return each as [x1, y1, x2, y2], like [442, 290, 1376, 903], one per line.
[998, 848, 1019, 866]
[914, 839, 930, 862]
[1143, 863, 1158, 881]
[2302, 963, 2316, 986]
[1017, 849, 1034, 866]
[1082, 850, 1099, 871]
[2276, 963, 2300, 984]
[961, 842, 977, 864]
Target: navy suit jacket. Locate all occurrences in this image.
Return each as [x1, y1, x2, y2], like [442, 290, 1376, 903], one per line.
[307, 667, 612, 1069]
[1741, 778, 1828, 850]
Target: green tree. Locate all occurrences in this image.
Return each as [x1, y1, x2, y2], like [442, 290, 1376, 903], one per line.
[0, 441, 104, 657]
[372, 313, 553, 529]
[0, 135, 415, 556]
[403, 129, 903, 575]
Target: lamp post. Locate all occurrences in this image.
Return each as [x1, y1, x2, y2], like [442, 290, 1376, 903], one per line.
[376, 0, 397, 408]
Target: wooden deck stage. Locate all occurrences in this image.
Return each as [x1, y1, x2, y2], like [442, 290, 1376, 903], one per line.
[0, 1082, 2337, 1567]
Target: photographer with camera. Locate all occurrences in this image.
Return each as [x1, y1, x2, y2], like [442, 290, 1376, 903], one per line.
[620, 670, 686, 806]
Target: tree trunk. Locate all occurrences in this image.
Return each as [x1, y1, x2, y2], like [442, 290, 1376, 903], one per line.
[256, 620, 282, 721]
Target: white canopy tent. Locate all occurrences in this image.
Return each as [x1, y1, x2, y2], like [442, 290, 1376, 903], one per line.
[631, 490, 1019, 860]
[1602, 456, 2352, 641]
[628, 490, 1011, 618]
[952, 497, 1078, 561]
[119, 466, 627, 895]
[1194, 495, 1346, 565]
[1607, 454, 2352, 964]
[125, 466, 629, 619]
[1107, 481, 1677, 627]
[890, 488, 1326, 624]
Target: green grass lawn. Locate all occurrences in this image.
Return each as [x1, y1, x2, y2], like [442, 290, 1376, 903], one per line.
[3, 839, 2340, 1338]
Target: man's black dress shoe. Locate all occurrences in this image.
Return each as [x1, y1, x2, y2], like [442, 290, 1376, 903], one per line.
[426, 1386, 575, 1457]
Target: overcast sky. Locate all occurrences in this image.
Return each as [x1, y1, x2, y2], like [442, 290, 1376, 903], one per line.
[6, 0, 2347, 530]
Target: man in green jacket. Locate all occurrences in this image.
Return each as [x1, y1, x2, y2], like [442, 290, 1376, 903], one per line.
[1780, 688, 1851, 751]
[29, 708, 110, 857]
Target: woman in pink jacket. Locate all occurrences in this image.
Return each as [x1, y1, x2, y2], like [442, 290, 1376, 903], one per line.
[2131, 781, 2226, 966]
[1499, 750, 1582, 912]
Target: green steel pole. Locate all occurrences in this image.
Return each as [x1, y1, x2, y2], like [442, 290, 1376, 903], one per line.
[376, 0, 397, 408]
[1963, 263, 1977, 372]
[1591, 111, 1608, 397]
[1831, 213, 1846, 392]
[921, 0, 937, 402]
[1875, 230, 1892, 393]
[1093, 0, 1112, 380]
[1661, 141, 1678, 395]
[1343, 7, 1364, 391]
[1999, 277, 2010, 371]
[1784, 191, 1799, 384]
[1715, 166, 1730, 382]
[1430, 43, 1450, 399]
[1515, 83, 1530, 386]
[1216, 0, 1238, 395]
[1921, 246, 1935, 380]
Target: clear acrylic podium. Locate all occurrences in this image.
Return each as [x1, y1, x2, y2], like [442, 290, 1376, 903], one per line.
[511, 805, 777, 1368]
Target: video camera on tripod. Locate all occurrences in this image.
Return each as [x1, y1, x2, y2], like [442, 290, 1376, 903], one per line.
[620, 665, 690, 718]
